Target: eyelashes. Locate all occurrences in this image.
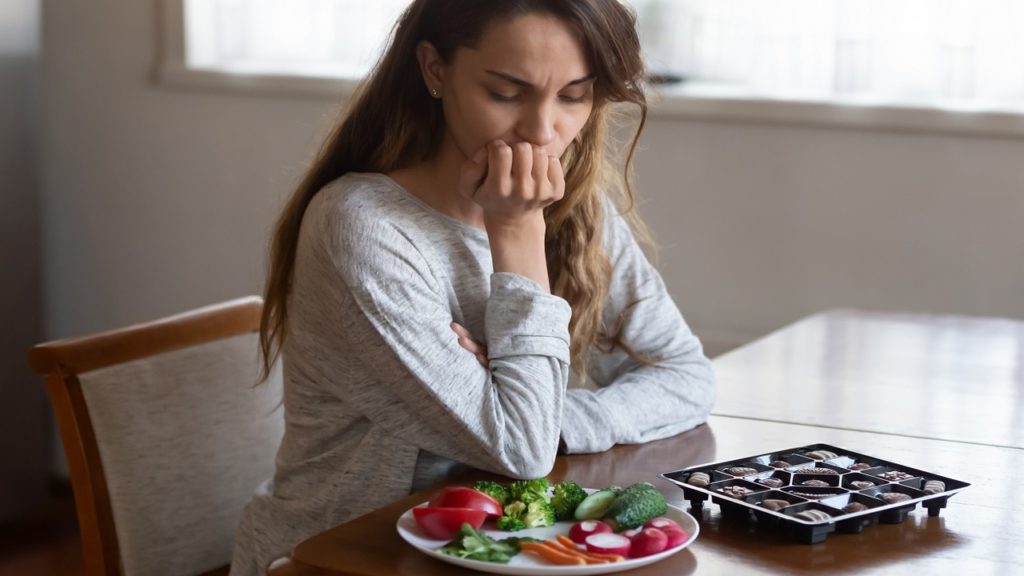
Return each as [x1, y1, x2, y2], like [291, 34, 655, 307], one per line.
[488, 91, 590, 104]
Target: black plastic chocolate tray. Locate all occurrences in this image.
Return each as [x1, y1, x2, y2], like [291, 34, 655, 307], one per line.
[660, 443, 970, 544]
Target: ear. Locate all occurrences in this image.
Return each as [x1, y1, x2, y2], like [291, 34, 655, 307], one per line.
[416, 41, 445, 97]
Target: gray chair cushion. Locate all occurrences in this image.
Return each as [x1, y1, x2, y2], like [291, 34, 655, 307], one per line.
[79, 332, 283, 576]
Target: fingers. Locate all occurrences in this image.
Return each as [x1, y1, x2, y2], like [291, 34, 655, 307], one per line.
[457, 146, 489, 200]
[451, 322, 489, 369]
[546, 153, 565, 204]
[510, 142, 534, 198]
[466, 140, 564, 220]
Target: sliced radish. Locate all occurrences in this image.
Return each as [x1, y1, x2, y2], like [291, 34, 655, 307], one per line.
[644, 517, 681, 532]
[621, 528, 642, 539]
[585, 532, 632, 556]
[629, 528, 668, 558]
[569, 520, 612, 544]
[643, 518, 688, 547]
[660, 527, 688, 548]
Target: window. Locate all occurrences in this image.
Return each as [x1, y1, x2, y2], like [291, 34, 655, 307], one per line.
[182, 0, 408, 79]
[636, 0, 1024, 112]
[162, 0, 1024, 134]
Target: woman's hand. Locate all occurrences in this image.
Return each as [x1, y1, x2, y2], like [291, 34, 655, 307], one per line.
[458, 140, 563, 291]
[458, 140, 565, 228]
[451, 322, 489, 369]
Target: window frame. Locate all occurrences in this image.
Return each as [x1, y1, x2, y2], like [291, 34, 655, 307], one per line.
[156, 0, 1024, 138]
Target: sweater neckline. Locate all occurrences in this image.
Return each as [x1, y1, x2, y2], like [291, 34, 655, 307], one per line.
[367, 173, 489, 241]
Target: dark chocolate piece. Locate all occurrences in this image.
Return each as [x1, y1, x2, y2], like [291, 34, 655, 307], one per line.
[923, 480, 946, 494]
[801, 467, 839, 475]
[769, 460, 789, 468]
[878, 492, 912, 504]
[877, 470, 915, 481]
[758, 478, 785, 488]
[788, 491, 843, 499]
[800, 480, 830, 487]
[804, 450, 838, 460]
[849, 481, 875, 490]
[849, 462, 872, 471]
[725, 466, 758, 476]
[842, 502, 868, 513]
[717, 485, 756, 498]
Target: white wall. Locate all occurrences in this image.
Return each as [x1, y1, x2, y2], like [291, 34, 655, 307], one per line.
[635, 119, 1024, 351]
[41, 0, 1024, 361]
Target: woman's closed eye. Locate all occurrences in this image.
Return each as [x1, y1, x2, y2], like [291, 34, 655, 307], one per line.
[490, 91, 521, 103]
[559, 92, 589, 104]
[488, 91, 590, 104]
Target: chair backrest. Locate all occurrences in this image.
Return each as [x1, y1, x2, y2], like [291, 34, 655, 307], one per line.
[28, 296, 284, 576]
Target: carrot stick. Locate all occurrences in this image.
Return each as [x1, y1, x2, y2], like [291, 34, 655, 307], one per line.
[546, 539, 609, 564]
[554, 534, 625, 563]
[520, 541, 586, 565]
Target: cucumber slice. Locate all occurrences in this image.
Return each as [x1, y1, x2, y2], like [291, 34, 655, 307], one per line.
[574, 489, 617, 520]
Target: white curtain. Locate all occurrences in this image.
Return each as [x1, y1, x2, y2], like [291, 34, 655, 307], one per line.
[185, 0, 1024, 110]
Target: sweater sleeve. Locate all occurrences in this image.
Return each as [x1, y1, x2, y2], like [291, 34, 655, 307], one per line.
[559, 210, 716, 454]
[296, 199, 571, 479]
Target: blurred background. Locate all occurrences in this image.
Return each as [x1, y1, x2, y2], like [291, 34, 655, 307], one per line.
[2, 0, 1022, 573]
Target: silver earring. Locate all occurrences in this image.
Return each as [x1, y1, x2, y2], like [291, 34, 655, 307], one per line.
[430, 87, 440, 98]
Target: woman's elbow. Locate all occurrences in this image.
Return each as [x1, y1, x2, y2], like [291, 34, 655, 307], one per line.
[500, 441, 558, 480]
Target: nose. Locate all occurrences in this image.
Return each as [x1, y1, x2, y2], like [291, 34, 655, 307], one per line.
[515, 100, 556, 149]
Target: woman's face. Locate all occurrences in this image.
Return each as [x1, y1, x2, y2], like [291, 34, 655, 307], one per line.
[427, 12, 596, 160]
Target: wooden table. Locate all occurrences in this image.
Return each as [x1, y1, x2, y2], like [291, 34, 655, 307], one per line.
[713, 309, 1024, 448]
[272, 309, 1024, 575]
[282, 415, 1023, 575]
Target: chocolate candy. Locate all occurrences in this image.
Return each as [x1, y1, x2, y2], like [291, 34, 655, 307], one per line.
[877, 470, 915, 481]
[804, 450, 838, 460]
[794, 509, 831, 522]
[923, 480, 946, 495]
[717, 485, 756, 498]
[878, 492, 912, 504]
[801, 467, 839, 475]
[842, 502, 868, 513]
[687, 472, 711, 487]
[849, 481, 875, 490]
[726, 466, 758, 476]
[761, 499, 790, 511]
[800, 480, 830, 487]
[788, 491, 842, 499]
[769, 460, 790, 468]
[758, 478, 785, 488]
[849, 463, 872, 471]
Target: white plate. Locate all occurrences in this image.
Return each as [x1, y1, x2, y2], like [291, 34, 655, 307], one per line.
[396, 496, 698, 576]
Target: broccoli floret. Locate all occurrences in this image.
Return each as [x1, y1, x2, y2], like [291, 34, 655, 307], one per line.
[495, 515, 527, 531]
[503, 501, 527, 518]
[523, 500, 556, 528]
[509, 478, 550, 504]
[551, 481, 588, 521]
[472, 480, 510, 505]
[496, 500, 528, 532]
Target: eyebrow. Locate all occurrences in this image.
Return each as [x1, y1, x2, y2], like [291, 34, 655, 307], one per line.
[485, 70, 596, 89]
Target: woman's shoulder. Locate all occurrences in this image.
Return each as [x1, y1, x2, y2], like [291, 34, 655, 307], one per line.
[313, 172, 407, 218]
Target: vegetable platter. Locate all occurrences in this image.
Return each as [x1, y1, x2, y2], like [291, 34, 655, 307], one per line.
[396, 480, 698, 575]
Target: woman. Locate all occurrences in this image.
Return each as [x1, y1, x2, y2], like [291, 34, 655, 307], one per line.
[231, 0, 715, 572]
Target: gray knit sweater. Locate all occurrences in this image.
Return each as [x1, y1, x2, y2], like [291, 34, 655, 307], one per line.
[230, 173, 715, 574]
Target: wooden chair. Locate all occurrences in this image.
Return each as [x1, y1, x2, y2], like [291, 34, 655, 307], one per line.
[28, 296, 284, 576]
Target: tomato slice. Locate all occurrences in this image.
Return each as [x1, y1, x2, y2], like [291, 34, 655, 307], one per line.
[412, 507, 488, 540]
[428, 487, 503, 517]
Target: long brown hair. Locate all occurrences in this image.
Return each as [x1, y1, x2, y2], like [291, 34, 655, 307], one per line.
[260, 0, 650, 378]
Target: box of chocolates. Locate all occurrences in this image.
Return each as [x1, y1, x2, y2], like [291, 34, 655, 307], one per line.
[660, 443, 970, 544]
